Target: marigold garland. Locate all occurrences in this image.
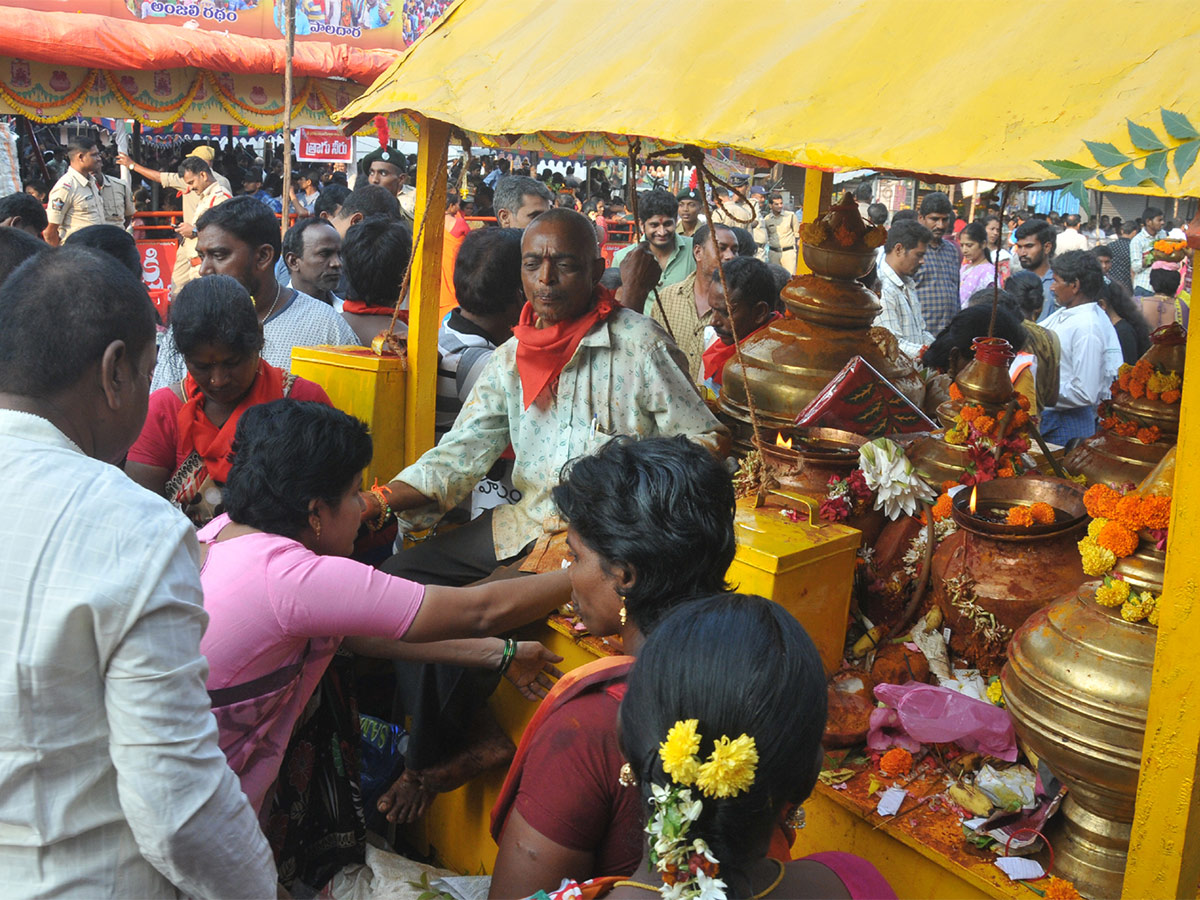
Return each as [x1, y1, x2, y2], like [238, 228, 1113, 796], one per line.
[1084, 484, 1121, 519]
[1094, 576, 1130, 607]
[1078, 537, 1117, 576]
[931, 492, 954, 521]
[948, 382, 964, 402]
[0, 69, 98, 124]
[1044, 876, 1083, 900]
[1095, 520, 1138, 558]
[104, 70, 203, 128]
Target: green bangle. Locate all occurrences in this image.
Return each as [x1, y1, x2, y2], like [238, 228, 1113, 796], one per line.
[496, 638, 517, 676]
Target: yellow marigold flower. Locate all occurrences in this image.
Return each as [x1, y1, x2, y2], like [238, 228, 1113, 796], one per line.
[1078, 537, 1116, 576]
[1095, 578, 1130, 607]
[696, 734, 758, 799]
[1044, 876, 1082, 900]
[1148, 604, 1160, 627]
[1087, 517, 1108, 539]
[1121, 599, 1149, 623]
[986, 680, 1004, 706]
[659, 719, 701, 786]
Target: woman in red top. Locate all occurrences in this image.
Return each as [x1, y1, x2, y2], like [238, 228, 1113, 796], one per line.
[125, 275, 330, 525]
[487, 436, 737, 899]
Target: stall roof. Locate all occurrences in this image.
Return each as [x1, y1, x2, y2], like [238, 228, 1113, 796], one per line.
[2, 8, 399, 84]
[339, 0, 1200, 196]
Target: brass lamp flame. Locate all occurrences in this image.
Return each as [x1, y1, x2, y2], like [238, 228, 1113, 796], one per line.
[776, 432, 793, 450]
[969, 485, 978, 514]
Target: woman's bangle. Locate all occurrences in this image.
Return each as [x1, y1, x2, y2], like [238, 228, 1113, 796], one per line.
[496, 638, 517, 676]
[367, 483, 393, 532]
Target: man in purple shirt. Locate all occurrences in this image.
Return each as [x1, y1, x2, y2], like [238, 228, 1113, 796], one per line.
[912, 191, 961, 335]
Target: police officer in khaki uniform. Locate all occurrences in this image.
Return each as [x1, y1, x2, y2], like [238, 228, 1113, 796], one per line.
[117, 145, 233, 297]
[97, 170, 135, 230]
[759, 192, 801, 273]
[711, 176, 756, 230]
[43, 137, 104, 246]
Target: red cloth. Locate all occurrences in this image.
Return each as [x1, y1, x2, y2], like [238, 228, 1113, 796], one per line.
[510, 289, 617, 408]
[793, 355, 934, 437]
[439, 212, 471, 320]
[127, 370, 330, 473]
[491, 658, 641, 878]
[701, 312, 781, 386]
[341, 301, 407, 317]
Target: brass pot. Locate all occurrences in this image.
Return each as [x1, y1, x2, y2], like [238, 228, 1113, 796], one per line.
[800, 243, 877, 280]
[908, 432, 970, 486]
[1063, 431, 1171, 489]
[1002, 580, 1158, 899]
[931, 477, 1087, 673]
[759, 427, 866, 495]
[1111, 393, 1180, 436]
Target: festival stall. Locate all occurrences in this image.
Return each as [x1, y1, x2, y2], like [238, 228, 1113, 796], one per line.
[326, 2, 1200, 897]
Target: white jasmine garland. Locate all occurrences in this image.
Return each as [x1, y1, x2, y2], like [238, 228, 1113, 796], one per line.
[857, 438, 935, 520]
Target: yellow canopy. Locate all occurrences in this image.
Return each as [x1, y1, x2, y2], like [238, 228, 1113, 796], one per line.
[339, 0, 1200, 197]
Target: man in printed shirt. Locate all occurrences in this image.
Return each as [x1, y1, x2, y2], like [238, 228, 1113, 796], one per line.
[0, 248, 278, 898]
[876, 219, 934, 358]
[1130, 205, 1166, 296]
[912, 191, 961, 335]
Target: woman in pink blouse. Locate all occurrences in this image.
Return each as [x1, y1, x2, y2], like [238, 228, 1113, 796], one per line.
[195, 400, 568, 834]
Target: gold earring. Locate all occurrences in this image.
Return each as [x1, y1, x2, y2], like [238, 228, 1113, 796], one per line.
[786, 806, 806, 829]
[618, 763, 636, 787]
[619, 604, 627, 626]
[313, 518, 321, 540]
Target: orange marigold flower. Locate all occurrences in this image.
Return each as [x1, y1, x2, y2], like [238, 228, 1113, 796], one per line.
[1044, 876, 1083, 900]
[1115, 420, 1139, 437]
[1128, 379, 1146, 399]
[1146, 388, 1160, 402]
[1113, 493, 1146, 531]
[932, 493, 954, 521]
[1084, 484, 1121, 519]
[974, 415, 996, 435]
[1030, 502, 1056, 525]
[948, 382, 964, 401]
[1016, 393, 1031, 411]
[960, 405, 983, 423]
[1162, 389, 1182, 404]
[1133, 359, 1153, 381]
[1006, 506, 1035, 527]
[941, 479, 959, 492]
[998, 465, 1016, 478]
[1136, 426, 1161, 445]
[1012, 410, 1030, 428]
[879, 747, 913, 777]
[1118, 371, 1132, 392]
[1141, 495, 1171, 530]
[1096, 520, 1138, 558]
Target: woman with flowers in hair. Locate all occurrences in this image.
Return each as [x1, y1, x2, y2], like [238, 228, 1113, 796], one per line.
[488, 436, 738, 899]
[606, 594, 894, 900]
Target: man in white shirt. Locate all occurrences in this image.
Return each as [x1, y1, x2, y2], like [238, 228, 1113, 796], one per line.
[0, 247, 278, 898]
[1040, 249, 1123, 444]
[876, 219, 935, 358]
[1130, 206, 1166, 295]
[152, 196, 361, 390]
[1055, 214, 1090, 253]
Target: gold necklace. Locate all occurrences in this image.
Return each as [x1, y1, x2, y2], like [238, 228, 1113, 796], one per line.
[612, 858, 786, 898]
[259, 283, 284, 322]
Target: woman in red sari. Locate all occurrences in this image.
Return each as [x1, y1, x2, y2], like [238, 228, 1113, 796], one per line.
[126, 275, 330, 524]
[487, 435, 736, 899]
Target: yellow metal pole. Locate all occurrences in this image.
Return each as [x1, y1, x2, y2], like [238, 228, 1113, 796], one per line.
[404, 115, 450, 467]
[795, 168, 833, 276]
[1124, 321, 1200, 898]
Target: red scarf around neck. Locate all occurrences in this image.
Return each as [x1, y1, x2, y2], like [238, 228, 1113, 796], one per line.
[702, 312, 781, 386]
[342, 301, 409, 319]
[176, 359, 286, 483]
[510, 288, 617, 408]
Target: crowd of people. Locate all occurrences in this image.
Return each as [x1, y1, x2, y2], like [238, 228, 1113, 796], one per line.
[1, 127, 1193, 898]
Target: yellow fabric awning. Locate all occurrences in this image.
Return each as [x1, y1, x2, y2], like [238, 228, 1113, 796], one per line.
[339, 0, 1200, 197]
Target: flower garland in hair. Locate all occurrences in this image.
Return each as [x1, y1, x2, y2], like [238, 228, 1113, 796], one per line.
[646, 720, 759, 899]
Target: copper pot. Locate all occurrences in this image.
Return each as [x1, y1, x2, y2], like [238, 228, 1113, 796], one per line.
[759, 427, 866, 495]
[907, 432, 970, 486]
[1002, 573, 1158, 899]
[931, 477, 1087, 674]
[800, 243, 877, 280]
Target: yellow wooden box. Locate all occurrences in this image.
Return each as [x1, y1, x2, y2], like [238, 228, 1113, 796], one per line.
[289, 346, 406, 489]
[726, 495, 861, 674]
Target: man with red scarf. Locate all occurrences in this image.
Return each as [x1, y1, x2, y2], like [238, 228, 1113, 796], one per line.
[701, 257, 783, 395]
[361, 210, 727, 821]
[368, 208, 727, 583]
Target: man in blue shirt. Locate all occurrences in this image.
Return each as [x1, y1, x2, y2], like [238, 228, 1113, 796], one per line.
[242, 169, 282, 214]
[912, 191, 961, 335]
[1013, 219, 1057, 321]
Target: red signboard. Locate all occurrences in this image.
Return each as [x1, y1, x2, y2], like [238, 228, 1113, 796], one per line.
[296, 127, 354, 163]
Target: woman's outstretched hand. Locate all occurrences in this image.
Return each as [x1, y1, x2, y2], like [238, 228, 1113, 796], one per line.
[504, 642, 564, 700]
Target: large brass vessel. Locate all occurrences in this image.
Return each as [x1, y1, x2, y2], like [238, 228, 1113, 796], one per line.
[1064, 325, 1184, 486]
[718, 259, 925, 444]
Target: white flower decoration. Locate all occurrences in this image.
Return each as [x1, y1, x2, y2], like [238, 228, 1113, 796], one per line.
[858, 438, 935, 520]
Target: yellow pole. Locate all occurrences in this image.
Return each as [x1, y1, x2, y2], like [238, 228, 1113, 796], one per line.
[1124, 320, 1200, 898]
[795, 168, 833, 275]
[403, 115, 451, 467]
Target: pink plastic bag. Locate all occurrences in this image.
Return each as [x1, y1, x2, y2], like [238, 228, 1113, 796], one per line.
[867, 682, 1017, 761]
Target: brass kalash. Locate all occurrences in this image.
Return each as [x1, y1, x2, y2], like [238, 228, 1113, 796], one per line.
[1064, 323, 1185, 486]
[716, 193, 924, 447]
